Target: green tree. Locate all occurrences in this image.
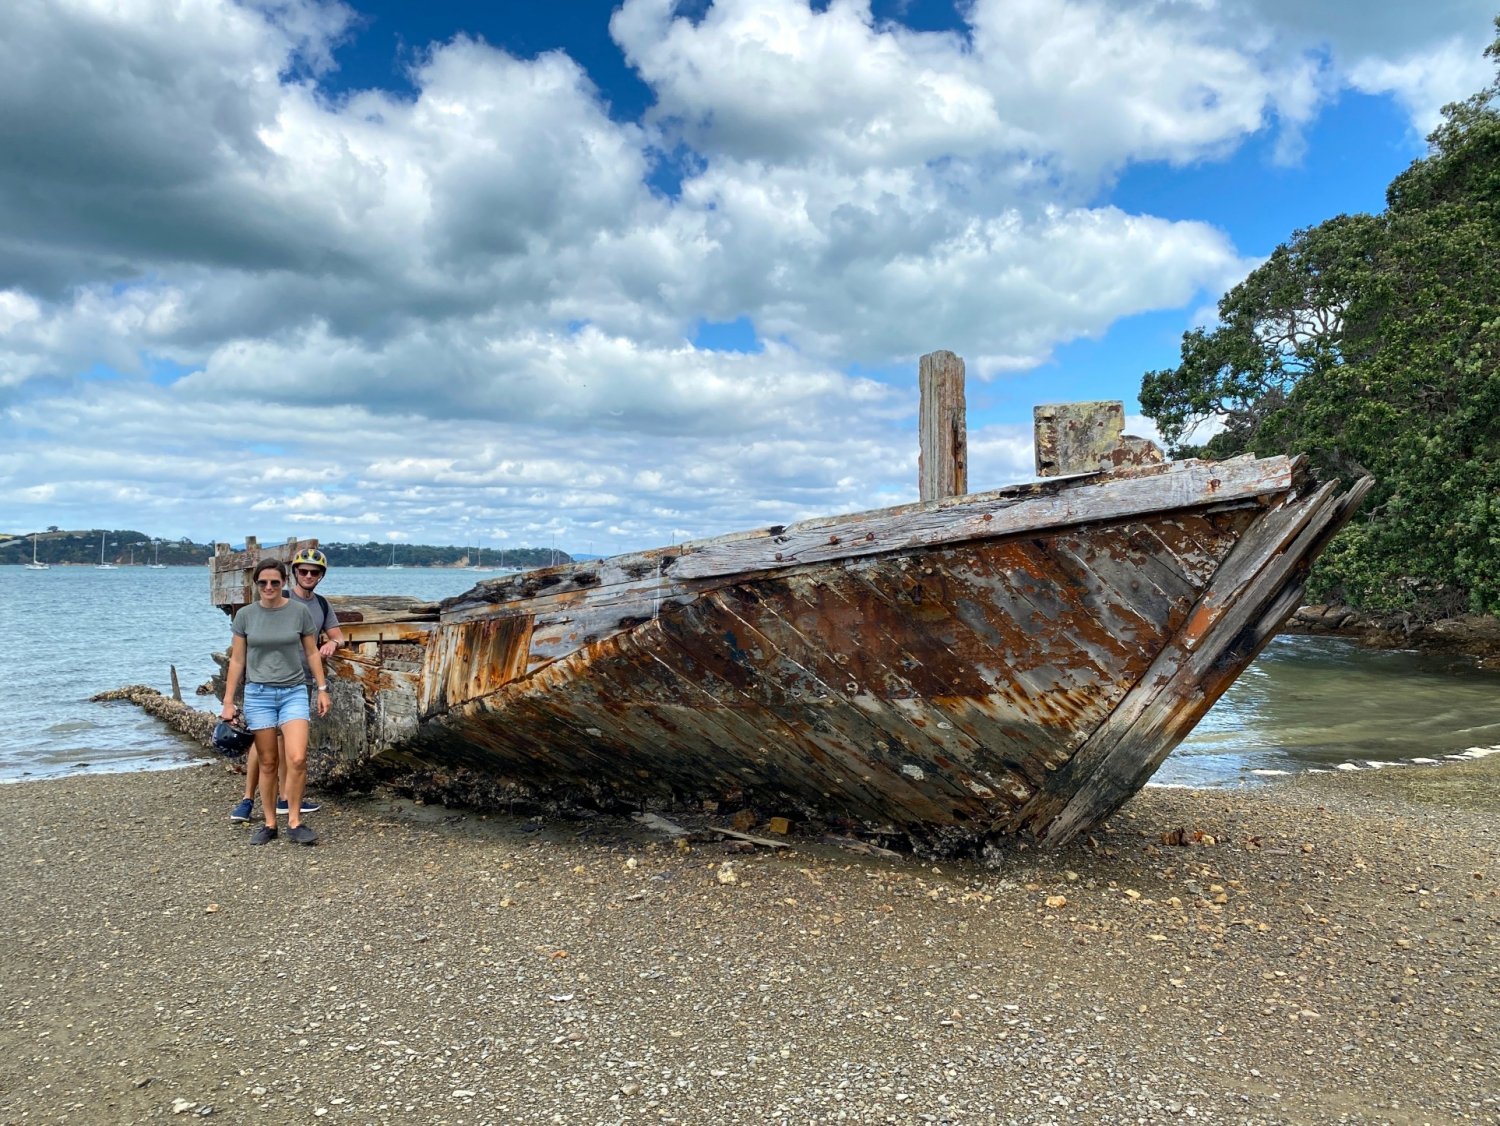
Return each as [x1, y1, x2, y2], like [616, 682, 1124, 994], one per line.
[1140, 19, 1500, 617]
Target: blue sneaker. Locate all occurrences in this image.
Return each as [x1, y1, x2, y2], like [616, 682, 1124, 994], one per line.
[276, 797, 322, 814]
[229, 798, 254, 822]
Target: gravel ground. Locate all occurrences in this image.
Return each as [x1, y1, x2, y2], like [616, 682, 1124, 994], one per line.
[1, 756, 1495, 1125]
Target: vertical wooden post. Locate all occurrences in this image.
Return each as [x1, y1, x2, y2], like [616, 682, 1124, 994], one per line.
[919, 350, 967, 502]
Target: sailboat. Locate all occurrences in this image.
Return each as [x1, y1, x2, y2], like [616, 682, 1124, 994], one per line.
[470, 545, 491, 571]
[148, 541, 167, 569]
[386, 543, 404, 570]
[96, 531, 118, 570]
[24, 533, 49, 570]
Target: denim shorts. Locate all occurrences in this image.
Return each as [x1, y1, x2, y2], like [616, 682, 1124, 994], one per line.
[243, 682, 311, 731]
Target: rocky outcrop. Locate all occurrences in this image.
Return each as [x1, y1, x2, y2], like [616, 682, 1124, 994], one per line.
[1286, 605, 1500, 666]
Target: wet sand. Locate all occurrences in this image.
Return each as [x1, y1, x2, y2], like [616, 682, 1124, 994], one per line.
[1, 756, 1495, 1124]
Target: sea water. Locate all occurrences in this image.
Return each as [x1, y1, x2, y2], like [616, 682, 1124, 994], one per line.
[0, 564, 484, 782]
[1, 566, 1496, 786]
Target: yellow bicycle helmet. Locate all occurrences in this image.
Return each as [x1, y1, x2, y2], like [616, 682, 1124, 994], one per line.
[291, 547, 329, 571]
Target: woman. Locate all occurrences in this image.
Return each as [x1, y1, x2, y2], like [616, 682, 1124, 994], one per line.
[220, 560, 330, 846]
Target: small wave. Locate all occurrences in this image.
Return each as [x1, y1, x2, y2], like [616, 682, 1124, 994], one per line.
[1455, 745, 1500, 760]
[44, 720, 97, 735]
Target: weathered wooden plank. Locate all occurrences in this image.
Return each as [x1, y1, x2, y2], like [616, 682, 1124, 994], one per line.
[430, 458, 1301, 619]
[645, 592, 962, 825]
[697, 582, 998, 818]
[432, 656, 655, 788]
[1017, 491, 1338, 826]
[432, 612, 847, 803]
[418, 615, 533, 714]
[339, 621, 439, 648]
[919, 350, 967, 502]
[666, 457, 1298, 582]
[1127, 510, 1255, 587]
[1020, 476, 1371, 843]
[1043, 511, 1250, 652]
[443, 567, 694, 629]
[846, 540, 1139, 723]
[547, 626, 825, 799]
[326, 595, 441, 625]
[728, 569, 996, 755]
[713, 566, 1042, 808]
[437, 483, 1276, 683]
[522, 592, 696, 673]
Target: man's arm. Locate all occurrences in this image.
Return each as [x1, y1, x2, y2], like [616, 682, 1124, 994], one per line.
[317, 596, 345, 659]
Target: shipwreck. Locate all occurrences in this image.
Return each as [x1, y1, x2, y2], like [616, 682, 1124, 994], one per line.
[211, 352, 1370, 852]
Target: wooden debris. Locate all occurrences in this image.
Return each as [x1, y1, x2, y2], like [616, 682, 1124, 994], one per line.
[710, 826, 791, 851]
[821, 835, 905, 861]
[633, 812, 691, 839]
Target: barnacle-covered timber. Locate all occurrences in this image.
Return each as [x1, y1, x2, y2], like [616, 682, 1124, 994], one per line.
[211, 400, 1369, 852]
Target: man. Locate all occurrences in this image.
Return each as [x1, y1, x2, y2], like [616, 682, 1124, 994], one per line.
[230, 547, 345, 822]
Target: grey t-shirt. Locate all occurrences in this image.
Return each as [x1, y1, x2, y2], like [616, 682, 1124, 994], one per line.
[232, 600, 316, 687]
[289, 589, 336, 685]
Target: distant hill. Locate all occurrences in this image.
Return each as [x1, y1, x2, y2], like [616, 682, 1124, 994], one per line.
[0, 529, 572, 569]
[317, 542, 570, 570]
[0, 529, 204, 567]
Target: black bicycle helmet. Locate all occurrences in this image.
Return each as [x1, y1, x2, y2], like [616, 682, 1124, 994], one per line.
[212, 719, 254, 757]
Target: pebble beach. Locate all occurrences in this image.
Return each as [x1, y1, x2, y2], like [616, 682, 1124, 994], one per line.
[2, 756, 1495, 1125]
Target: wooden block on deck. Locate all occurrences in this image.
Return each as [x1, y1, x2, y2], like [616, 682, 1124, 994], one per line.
[1034, 401, 1124, 478]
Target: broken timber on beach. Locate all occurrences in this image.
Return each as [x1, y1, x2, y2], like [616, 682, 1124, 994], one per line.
[210, 351, 1370, 852]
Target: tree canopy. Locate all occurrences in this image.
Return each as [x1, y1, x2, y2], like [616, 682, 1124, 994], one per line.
[1140, 20, 1500, 617]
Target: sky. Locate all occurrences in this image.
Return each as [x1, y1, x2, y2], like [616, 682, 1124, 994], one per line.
[2, 0, 1495, 558]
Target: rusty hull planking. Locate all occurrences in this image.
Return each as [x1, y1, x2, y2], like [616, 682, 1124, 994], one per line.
[372, 503, 1263, 850]
[231, 450, 1368, 851]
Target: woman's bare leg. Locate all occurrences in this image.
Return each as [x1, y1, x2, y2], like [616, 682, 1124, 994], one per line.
[280, 719, 310, 830]
[253, 729, 279, 830]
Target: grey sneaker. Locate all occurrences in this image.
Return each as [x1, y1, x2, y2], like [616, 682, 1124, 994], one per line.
[285, 824, 319, 846]
[275, 798, 321, 814]
[249, 825, 278, 846]
[229, 798, 254, 822]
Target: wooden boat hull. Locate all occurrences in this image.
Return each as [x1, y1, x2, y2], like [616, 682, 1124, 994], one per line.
[213, 446, 1369, 852]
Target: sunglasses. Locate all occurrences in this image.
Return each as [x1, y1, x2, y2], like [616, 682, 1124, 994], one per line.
[257, 579, 283, 588]
[294, 567, 323, 577]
